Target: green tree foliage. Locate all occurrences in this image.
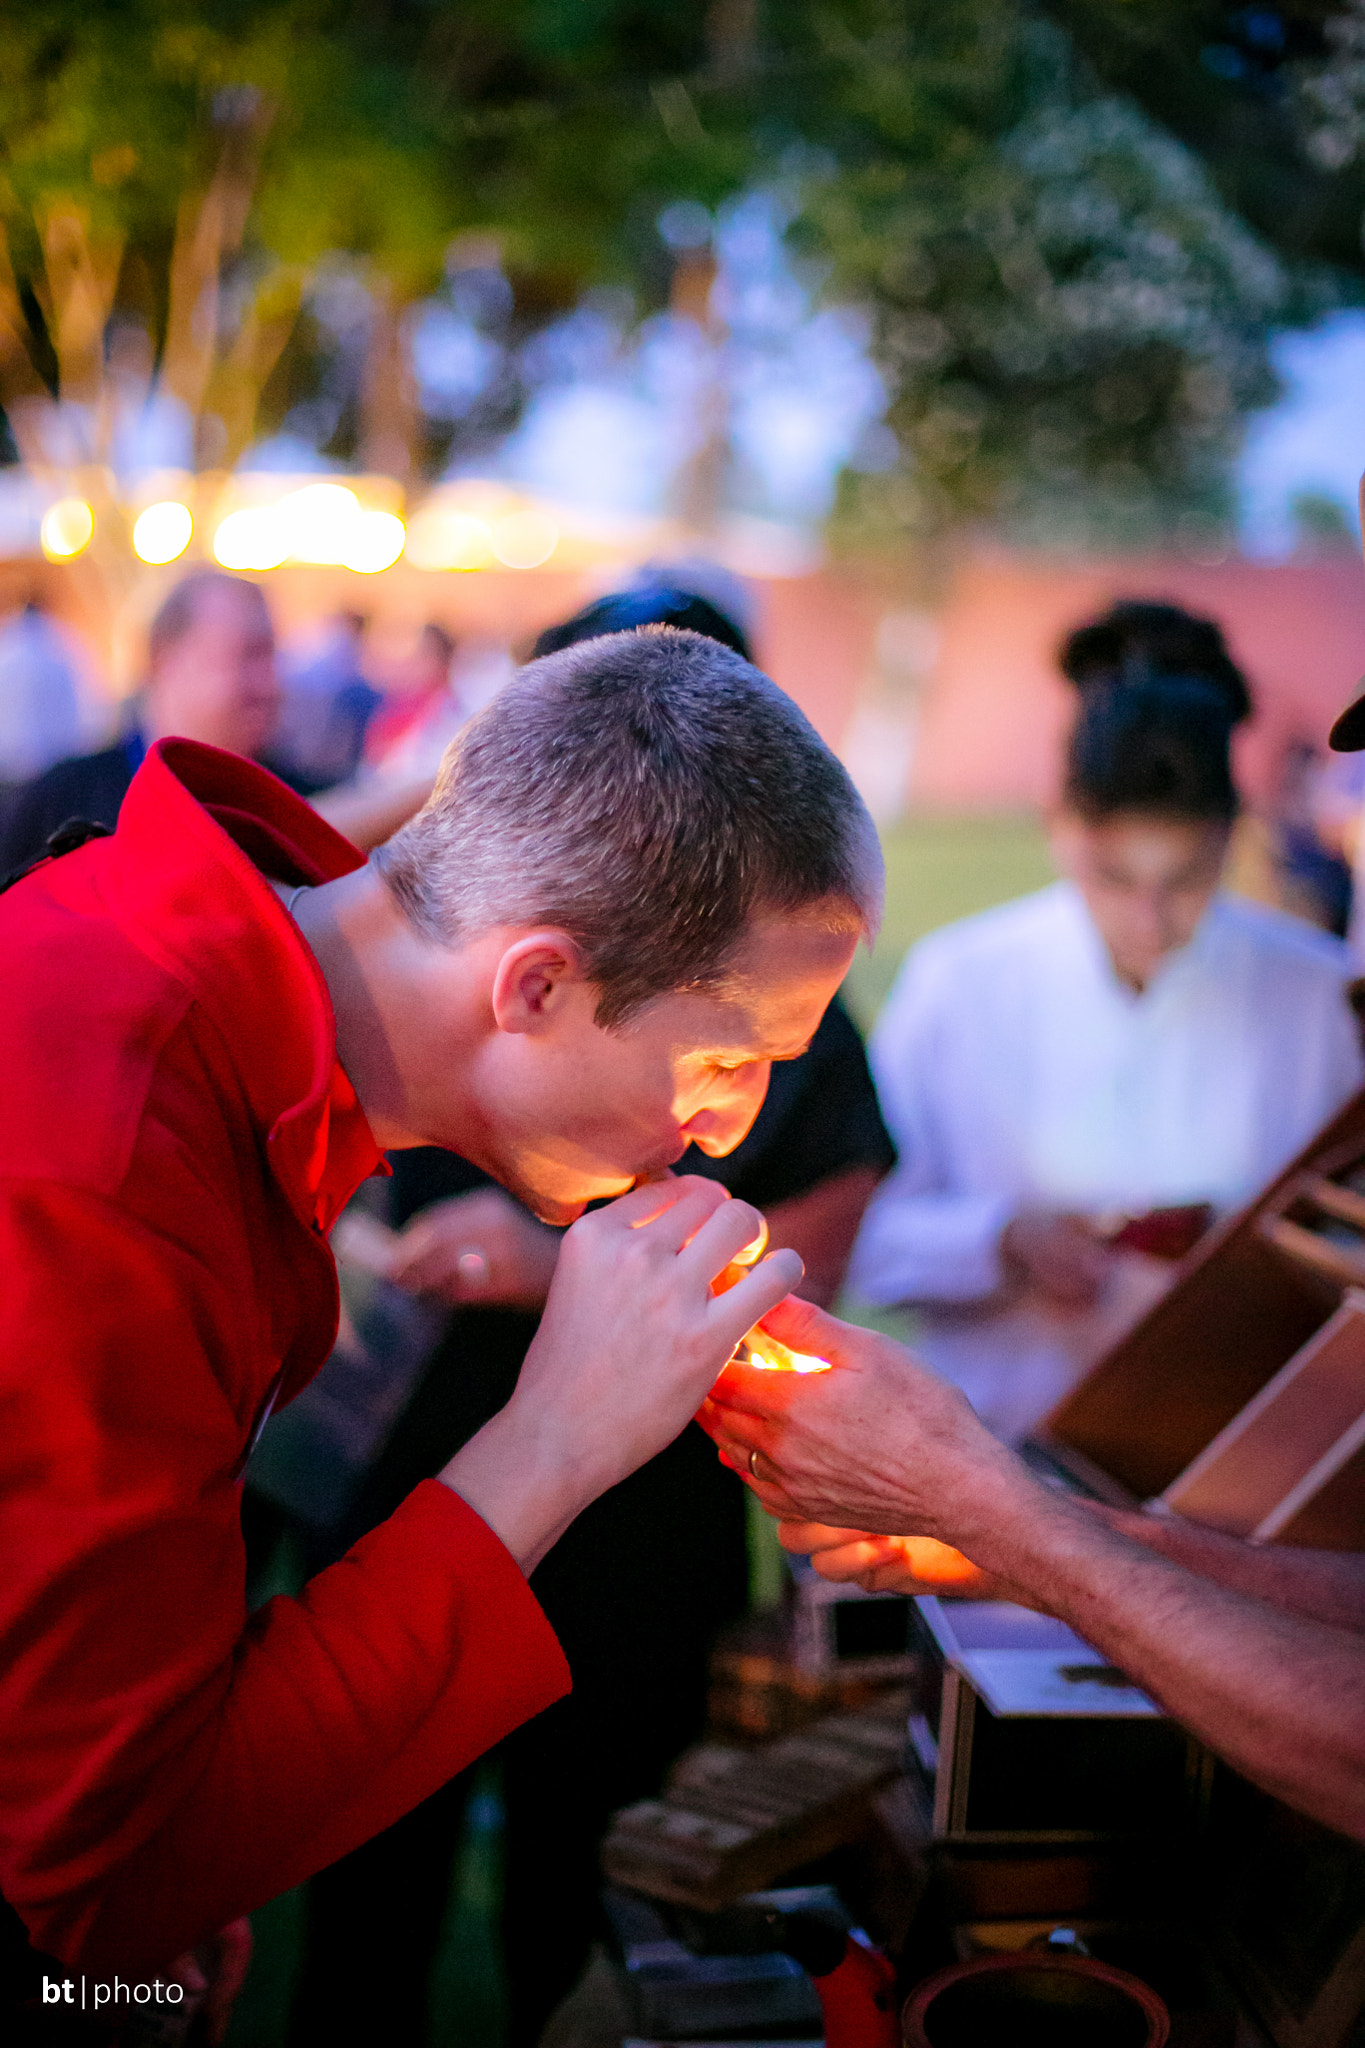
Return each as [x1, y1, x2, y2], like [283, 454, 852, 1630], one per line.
[776, 7, 1290, 545]
[0, 1, 740, 474]
[0, 0, 1335, 544]
[1043, 0, 1365, 279]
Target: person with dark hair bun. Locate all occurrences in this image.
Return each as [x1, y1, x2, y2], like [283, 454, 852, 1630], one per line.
[1058, 597, 1254, 725]
[1064, 668, 1243, 825]
[849, 601, 1363, 1441]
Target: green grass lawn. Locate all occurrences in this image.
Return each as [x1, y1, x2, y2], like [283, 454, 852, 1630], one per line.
[841, 810, 1056, 1030]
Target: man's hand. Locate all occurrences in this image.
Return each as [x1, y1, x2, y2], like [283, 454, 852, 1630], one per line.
[704, 1299, 1365, 1846]
[163, 1919, 253, 2047]
[777, 1520, 1015, 1600]
[441, 1176, 801, 1572]
[389, 1188, 561, 1309]
[1001, 1209, 1112, 1308]
[700, 1293, 1026, 1544]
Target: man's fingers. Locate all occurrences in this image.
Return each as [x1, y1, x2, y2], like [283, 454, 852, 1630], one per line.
[675, 1197, 766, 1284]
[752, 1290, 841, 1356]
[709, 1205, 772, 1296]
[635, 1184, 749, 1259]
[731, 1210, 769, 1263]
[712, 1425, 806, 1523]
[704, 1248, 804, 1356]
[593, 1173, 727, 1235]
[807, 1539, 901, 1583]
[708, 1348, 800, 1417]
[777, 1518, 872, 1555]
[715, 1430, 801, 1514]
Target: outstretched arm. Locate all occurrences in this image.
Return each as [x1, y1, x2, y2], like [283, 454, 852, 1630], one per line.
[703, 1296, 1365, 1842]
[1095, 1510, 1365, 1632]
[778, 1507, 1365, 1633]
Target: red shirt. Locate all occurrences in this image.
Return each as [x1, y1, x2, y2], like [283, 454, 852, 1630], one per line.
[0, 740, 569, 1971]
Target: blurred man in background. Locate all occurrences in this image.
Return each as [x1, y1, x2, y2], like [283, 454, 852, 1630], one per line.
[0, 571, 431, 875]
[0, 571, 280, 877]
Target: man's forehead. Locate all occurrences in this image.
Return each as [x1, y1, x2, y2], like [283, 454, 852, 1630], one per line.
[659, 955, 848, 1060]
[727, 908, 861, 983]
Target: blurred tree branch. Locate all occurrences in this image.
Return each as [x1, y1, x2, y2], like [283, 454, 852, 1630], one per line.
[0, 0, 1356, 547]
[162, 92, 275, 432]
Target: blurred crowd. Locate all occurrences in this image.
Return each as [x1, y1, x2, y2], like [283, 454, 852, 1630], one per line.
[2, 571, 1363, 2042]
[0, 581, 493, 877]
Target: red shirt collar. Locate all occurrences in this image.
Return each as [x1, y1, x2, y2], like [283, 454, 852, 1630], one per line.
[102, 738, 386, 1234]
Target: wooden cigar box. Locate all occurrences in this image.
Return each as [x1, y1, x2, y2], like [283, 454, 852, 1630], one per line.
[600, 1694, 912, 1911]
[1034, 1088, 1365, 1546]
[906, 1597, 1201, 1850]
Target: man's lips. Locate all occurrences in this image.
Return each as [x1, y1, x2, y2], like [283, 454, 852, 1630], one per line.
[525, 1147, 688, 1226]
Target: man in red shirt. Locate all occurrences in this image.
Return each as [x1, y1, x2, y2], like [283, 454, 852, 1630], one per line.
[0, 625, 879, 1996]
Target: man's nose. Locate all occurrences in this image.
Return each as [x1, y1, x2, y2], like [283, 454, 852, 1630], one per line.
[681, 1066, 771, 1158]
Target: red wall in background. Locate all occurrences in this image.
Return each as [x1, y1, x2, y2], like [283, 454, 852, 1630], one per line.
[906, 548, 1365, 812]
[9, 545, 1364, 814]
[752, 570, 887, 753]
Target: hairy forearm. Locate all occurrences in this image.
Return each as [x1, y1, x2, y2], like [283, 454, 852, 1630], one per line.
[1102, 1508, 1365, 1633]
[960, 1475, 1365, 1841]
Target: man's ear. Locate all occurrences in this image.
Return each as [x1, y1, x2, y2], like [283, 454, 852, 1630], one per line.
[490, 931, 588, 1036]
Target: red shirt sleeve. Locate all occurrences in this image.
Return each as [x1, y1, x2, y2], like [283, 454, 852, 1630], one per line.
[0, 1178, 570, 1973]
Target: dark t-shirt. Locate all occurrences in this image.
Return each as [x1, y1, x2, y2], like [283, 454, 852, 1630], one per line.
[0, 742, 138, 880]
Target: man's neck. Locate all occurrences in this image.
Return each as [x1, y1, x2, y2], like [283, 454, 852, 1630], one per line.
[288, 865, 478, 1153]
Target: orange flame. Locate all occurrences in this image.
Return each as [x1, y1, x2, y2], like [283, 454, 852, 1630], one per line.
[743, 1333, 831, 1374]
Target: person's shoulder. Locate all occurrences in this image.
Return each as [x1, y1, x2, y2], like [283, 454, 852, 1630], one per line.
[21, 742, 128, 805]
[875, 886, 1067, 1045]
[1212, 894, 1354, 979]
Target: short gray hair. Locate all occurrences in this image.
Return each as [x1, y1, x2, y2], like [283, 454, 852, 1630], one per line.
[374, 626, 882, 1027]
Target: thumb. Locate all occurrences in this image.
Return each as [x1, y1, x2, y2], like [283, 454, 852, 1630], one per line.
[705, 1248, 805, 1357]
[752, 1291, 842, 1357]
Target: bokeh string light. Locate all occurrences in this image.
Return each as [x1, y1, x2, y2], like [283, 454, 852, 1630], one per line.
[132, 501, 193, 565]
[40, 499, 95, 562]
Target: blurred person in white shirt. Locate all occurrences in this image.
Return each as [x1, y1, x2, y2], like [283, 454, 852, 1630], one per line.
[849, 604, 1364, 1441]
